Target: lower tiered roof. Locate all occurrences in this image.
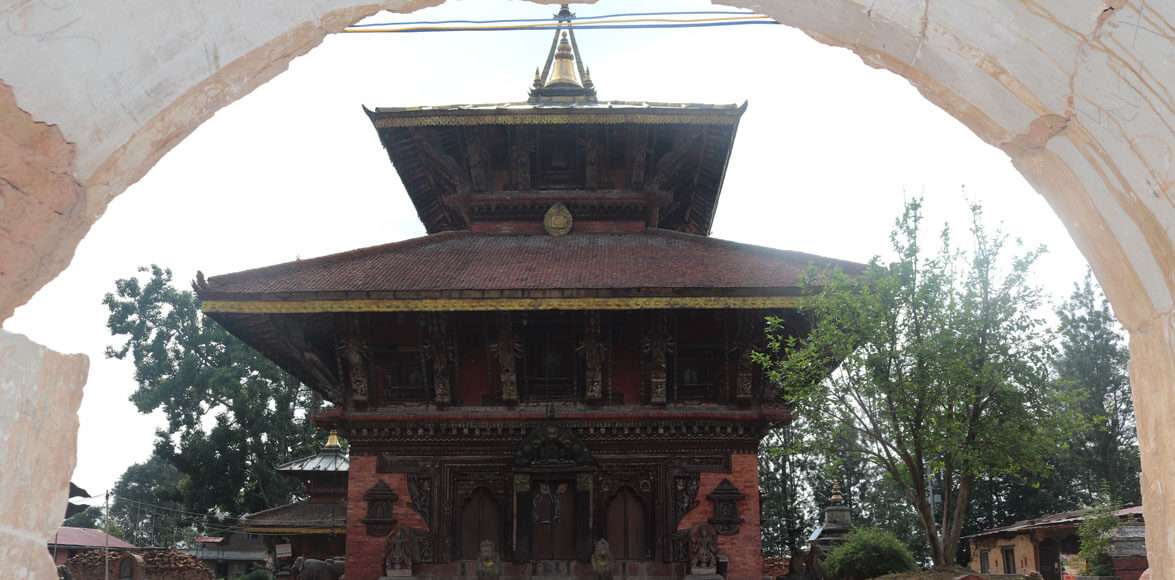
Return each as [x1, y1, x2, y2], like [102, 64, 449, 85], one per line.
[199, 229, 863, 313]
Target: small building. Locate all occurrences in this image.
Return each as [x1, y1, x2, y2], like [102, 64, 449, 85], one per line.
[48, 526, 135, 566]
[965, 505, 1147, 580]
[189, 533, 267, 579]
[240, 431, 348, 569]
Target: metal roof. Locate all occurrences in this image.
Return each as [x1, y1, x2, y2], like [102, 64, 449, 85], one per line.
[965, 505, 1144, 539]
[275, 447, 348, 473]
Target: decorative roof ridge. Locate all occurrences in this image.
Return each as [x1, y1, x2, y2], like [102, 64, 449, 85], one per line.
[201, 231, 473, 293]
[364, 101, 747, 114]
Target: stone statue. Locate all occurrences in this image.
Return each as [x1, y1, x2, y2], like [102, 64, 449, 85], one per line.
[591, 538, 612, 580]
[688, 523, 719, 575]
[384, 525, 418, 577]
[475, 539, 502, 580]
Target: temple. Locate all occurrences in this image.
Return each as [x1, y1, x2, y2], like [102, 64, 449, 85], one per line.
[197, 6, 861, 579]
[241, 431, 348, 563]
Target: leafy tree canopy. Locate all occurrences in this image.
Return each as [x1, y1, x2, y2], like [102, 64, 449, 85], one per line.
[104, 265, 325, 522]
[756, 199, 1059, 567]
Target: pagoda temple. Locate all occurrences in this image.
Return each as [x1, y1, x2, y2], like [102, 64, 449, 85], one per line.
[197, 6, 861, 579]
[240, 430, 348, 566]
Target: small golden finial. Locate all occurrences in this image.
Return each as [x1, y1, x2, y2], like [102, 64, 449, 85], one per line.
[324, 429, 342, 449]
[830, 481, 845, 505]
[546, 32, 581, 88]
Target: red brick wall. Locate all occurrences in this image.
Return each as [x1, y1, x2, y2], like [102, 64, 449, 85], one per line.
[676, 453, 763, 579]
[346, 456, 430, 580]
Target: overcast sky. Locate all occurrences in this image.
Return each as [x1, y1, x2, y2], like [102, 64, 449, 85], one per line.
[4, 0, 1092, 501]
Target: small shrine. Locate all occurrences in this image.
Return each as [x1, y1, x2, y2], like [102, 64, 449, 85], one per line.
[808, 483, 854, 556]
[198, 5, 860, 578]
[241, 431, 348, 568]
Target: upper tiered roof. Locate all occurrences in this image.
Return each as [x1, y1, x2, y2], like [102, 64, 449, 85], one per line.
[363, 4, 745, 236]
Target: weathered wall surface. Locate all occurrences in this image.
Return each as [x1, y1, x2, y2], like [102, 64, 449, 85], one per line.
[0, 330, 87, 579]
[0, 0, 1171, 578]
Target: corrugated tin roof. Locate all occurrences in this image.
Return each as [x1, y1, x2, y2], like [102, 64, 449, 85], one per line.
[50, 527, 136, 549]
[965, 505, 1144, 539]
[276, 447, 348, 473]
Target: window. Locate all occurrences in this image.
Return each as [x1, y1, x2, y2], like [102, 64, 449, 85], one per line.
[606, 487, 647, 560]
[1002, 545, 1016, 574]
[372, 347, 428, 401]
[979, 550, 990, 573]
[674, 345, 722, 401]
[523, 314, 577, 400]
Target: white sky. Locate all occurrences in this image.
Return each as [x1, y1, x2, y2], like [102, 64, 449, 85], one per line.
[4, 0, 1091, 500]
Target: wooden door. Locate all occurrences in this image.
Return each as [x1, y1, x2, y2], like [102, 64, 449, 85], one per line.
[606, 487, 646, 560]
[1038, 539, 1061, 580]
[461, 488, 500, 559]
[531, 481, 576, 559]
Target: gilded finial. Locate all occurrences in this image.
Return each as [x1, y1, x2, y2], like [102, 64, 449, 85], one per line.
[324, 429, 342, 449]
[533, 67, 543, 89]
[830, 481, 844, 505]
[545, 32, 581, 88]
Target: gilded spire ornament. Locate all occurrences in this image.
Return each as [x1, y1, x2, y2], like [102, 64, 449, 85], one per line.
[528, 3, 597, 103]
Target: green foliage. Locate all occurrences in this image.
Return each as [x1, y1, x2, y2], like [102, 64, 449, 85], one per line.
[63, 506, 103, 529]
[234, 569, 273, 580]
[104, 265, 325, 523]
[760, 424, 817, 557]
[1078, 499, 1118, 575]
[824, 528, 916, 580]
[756, 199, 1057, 566]
[1055, 272, 1140, 505]
[109, 455, 186, 547]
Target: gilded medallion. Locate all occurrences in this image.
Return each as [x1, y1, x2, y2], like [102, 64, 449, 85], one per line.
[543, 202, 573, 237]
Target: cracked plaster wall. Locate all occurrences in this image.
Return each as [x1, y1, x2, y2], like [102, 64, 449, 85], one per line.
[0, 0, 1171, 577]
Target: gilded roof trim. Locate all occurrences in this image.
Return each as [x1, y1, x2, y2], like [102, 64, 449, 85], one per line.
[203, 295, 802, 314]
[370, 111, 742, 128]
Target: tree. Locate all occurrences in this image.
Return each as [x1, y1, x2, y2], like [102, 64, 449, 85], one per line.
[109, 455, 186, 547]
[823, 528, 916, 580]
[1055, 271, 1139, 505]
[104, 265, 324, 519]
[1077, 498, 1119, 575]
[63, 506, 103, 529]
[756, 199, 1056, 567]
[759, 423, 817, 558]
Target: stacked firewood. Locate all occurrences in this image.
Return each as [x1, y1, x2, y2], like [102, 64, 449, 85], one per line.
[65, 549, 212, 580]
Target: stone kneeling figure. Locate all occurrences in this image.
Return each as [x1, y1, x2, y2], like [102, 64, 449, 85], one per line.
[591, 538, 613, 580]
[476, 539, 502, 580]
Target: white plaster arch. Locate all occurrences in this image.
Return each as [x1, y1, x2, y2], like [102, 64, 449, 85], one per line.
[0, 1, 1171, 578]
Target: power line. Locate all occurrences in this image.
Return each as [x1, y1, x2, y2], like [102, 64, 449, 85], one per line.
[344, 14, 778, 34]
[349, 9, 769, 28]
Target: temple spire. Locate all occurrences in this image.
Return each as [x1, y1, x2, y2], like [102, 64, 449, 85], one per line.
[528, 4, 597, 104]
